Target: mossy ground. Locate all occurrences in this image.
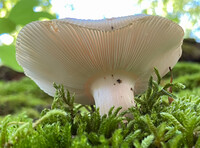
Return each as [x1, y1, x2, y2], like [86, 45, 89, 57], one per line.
[163, 62, 200, 97]
[0, 62, 200, 147]
[0, 77, 52, 120]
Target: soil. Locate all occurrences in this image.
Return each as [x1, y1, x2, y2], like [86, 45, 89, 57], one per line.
[181, 38, 200, 62]
[0, 66, 25, 81]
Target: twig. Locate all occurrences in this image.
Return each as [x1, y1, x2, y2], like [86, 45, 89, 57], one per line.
[168, 67, 174, 104]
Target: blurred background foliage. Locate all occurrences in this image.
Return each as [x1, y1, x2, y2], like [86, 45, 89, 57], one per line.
[0, 0, 199, 119]
[0, 0, 200, 71]
[0, 0, 56, 71]
[138, 0, 200, 38]
[0, 0, 56, 119]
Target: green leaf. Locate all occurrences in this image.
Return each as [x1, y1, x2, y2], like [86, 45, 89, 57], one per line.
[0, 18, 16, 34]
[111, 129, 123, 147]
[141, 135, 154, 148]
[154, 68, 161, 85]
[146, 76, 153, 99]
[195, 136, 200, 148]
[124, 130, 141, 144]
[88, 132, 99, 145]
[0, 45, 23, 71]
[160, 112, 186, 132]
[35, 11, 56, 20]
[168, 134, 183, 148]
[144, 115, 157, 137]
[0, 115, 11, 147]
[164, 127, 177, 141]
[33, 109, 68, 128]
[8, 0, 56, 26]
[133, 140, 142, 148]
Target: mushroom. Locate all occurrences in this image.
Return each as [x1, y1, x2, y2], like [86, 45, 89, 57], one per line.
[16, 14, 184, 116]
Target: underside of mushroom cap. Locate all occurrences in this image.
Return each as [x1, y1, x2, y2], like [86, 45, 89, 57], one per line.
[59, 14, 147, 31]
[16, 14, 184, 105]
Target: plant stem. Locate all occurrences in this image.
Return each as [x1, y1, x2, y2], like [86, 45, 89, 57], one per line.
[91, 74, 135, 116]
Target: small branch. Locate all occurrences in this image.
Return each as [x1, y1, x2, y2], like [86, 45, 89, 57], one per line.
[7, 122, 25, 126]
[168, 67, 174, 104]
[90, 105, 95, 112]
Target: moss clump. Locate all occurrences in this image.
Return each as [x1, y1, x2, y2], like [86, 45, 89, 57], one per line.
[0, 77, 52, 118]
[173, 73, 200, 90]
[0, 77, 51, 99]
[164, 62, 200, 78]
[0, 94, 48, 116]
[163, 62, 200, 92]
[177, 87, 200, 97]
[0, 70, 200, 148]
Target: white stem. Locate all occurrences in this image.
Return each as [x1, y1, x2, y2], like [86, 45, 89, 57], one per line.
[91, 74, 135, 116]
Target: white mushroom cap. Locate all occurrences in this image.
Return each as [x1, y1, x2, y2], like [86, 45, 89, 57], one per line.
[16, 14, 184, 110]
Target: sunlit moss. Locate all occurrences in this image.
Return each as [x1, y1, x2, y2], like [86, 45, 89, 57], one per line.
[0, 77, 52, 117]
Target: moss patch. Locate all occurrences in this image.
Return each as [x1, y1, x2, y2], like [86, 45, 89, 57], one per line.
[0, 77, 52, 118]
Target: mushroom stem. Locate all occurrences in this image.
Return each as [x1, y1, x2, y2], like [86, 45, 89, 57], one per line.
[91, 75, 135, 116]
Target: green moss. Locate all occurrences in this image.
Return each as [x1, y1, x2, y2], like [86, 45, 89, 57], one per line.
[164, 62, 200, 91]
[177, 87, 200, 97]
[175, 74, 200, 90]
[15, 108, 41, 119]
[164, 62, 200, 78]
[0, 77, 51, 99]
[0, 94, 47, 115]
[0, 63, 200, 147]
[0, 77, 52, 117]
[0, 70, 199, 148]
